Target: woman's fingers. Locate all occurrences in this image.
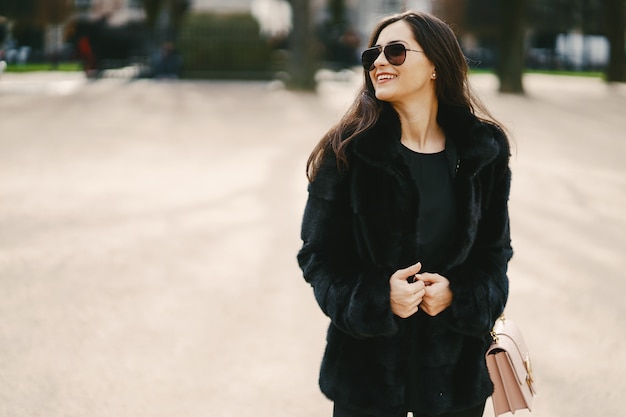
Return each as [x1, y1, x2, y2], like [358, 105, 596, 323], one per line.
[390, 264, 426, 318]
[390, 262, 422, 282]
[416, 273, 453, 316]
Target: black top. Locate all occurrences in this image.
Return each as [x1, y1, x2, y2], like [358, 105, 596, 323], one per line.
[400, 145, 458, 412]
[399, 146, 457, 273]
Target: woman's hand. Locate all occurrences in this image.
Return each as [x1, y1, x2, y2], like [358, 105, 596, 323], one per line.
[416, 273, 453, 316]
[389, 262, 426, 318]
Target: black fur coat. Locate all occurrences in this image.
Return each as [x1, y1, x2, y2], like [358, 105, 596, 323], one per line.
[297, 105, 513, 416]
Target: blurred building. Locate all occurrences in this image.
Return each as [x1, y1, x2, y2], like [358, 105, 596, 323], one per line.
[349, 0, 433, 43]
[73, 0, 145, 26]
[193, 0, 251, 13]
[192, 0, 433, 47]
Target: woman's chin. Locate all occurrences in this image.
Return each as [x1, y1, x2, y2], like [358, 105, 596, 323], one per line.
[374, 89, 395, 102]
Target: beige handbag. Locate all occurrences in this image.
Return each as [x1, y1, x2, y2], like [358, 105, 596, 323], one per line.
[486, 316, 536, 416]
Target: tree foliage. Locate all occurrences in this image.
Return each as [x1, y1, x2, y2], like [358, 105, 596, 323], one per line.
[529, 0, 604, 35]
[0, 0, 71, 25]
[442, 0, 626, 89]
[0, 0, 37, 20]
[450, 0, 528, 93]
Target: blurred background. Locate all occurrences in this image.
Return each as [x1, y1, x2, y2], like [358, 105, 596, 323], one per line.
[0, 0, 625, 87]
[0, 2, 625, 417]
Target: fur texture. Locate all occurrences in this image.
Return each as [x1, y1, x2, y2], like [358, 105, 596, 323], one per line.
[297, 105, 513, 416]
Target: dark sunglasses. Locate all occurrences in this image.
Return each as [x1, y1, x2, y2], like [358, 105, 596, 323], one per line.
[361, 42, 423, 71]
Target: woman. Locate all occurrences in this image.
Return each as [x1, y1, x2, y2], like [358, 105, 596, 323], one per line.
[297, 11, 512, 417]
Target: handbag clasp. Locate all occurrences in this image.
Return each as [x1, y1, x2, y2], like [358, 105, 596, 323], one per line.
[524, 353, 536, 392]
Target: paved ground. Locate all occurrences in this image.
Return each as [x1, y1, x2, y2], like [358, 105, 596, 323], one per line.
[0, 71, 625, 417]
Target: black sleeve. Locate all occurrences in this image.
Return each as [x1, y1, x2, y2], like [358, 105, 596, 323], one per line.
[297, 152, 399, 339]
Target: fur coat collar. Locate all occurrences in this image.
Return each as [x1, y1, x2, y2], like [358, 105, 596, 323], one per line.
[347, 104, 507, 274]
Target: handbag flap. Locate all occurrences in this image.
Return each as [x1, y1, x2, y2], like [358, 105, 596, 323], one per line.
[489, 333, 527, 386]
[488, 318, 535, 394]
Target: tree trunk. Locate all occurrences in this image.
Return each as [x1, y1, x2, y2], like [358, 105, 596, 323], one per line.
[287, 0, 317, 90]
[143, 0, 167, 32]
[497, 0, 527, 93]
[37, 0, 72, 67]
[604, 0, 626, 82]
[168, 0, 190, 41]
[143, 0, 188, 59]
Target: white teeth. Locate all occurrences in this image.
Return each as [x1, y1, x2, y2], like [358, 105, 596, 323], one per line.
[377, 74, 396, 81]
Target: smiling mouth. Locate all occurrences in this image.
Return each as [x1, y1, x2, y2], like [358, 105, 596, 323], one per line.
[377, 74, 397, 82]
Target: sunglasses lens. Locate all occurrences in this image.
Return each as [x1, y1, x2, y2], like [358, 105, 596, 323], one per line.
[361, 43, 409, 71]
[361, 48, 380, 71]
[385, 44, 407, 65]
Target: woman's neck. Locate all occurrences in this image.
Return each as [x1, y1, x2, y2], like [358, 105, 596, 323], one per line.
[394, 97, 445, 154]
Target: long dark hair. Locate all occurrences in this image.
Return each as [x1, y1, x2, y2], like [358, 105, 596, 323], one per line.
[306, 11, 502, 182]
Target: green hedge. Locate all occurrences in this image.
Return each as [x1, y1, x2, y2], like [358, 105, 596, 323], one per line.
[2, 62, 83, 72]
[178, 13, 281, 79]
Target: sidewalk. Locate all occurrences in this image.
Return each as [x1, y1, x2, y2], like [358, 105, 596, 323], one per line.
[0, 70, 87, 95]
[0, 73, 624, 417]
